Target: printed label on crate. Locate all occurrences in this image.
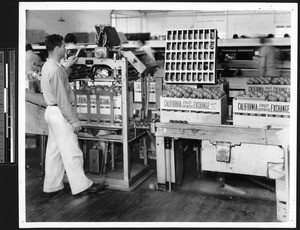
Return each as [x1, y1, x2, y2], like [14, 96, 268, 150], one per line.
[134, 81, 156, 102]
[161, 97, 220, 112]
[99, 95, 111, 115]
[113, 96, 122, 115]
[134, 81, 156, 91]
[234, 100, 289, 115]
[134, 92, 156, 102]
[90, 95, 97, 114]
[76, 95, 88, 113]
[246, 85, 290, 93]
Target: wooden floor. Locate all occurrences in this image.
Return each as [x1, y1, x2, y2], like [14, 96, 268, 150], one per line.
[25, 146, 278, 225]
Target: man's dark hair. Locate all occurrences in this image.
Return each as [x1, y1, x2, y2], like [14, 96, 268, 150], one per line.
[26, 43, 33, 51]
[45, 34, 63, 51]
[64, 33, 77, 44]
[139, 38, 146, 46]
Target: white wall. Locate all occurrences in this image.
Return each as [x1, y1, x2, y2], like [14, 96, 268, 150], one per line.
[26, 9, 291, 42]
[26, 10, 111, 37]
[226, 11, 290, 38]
[113, 10, 291, 39]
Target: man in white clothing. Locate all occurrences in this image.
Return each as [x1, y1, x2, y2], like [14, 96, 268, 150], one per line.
[41, 34, 106, 195]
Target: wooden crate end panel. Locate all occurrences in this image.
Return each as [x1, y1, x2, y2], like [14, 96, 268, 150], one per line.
[277, 199, 288, 222]
[26, 102, 48, 135]
[233, 115, 290, 128]
[246, 84, 290, 93]
[276, 177, 287, 202]
[160, 95, 225, 113]
[233, 99, 290, 116]
[160, 111, 223, 124]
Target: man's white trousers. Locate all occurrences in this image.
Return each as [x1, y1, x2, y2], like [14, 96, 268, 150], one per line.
[43, 106, 93, 195]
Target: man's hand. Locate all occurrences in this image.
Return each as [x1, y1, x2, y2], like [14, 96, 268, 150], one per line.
[72, 120, 82, 133]
[65, 55, 78, 69]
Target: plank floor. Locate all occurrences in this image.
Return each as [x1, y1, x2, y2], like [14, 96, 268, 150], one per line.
[24, 146, 278, 225]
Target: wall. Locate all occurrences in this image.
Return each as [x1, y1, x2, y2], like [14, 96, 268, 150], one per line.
[26, 9, 291, 43]
[26, 10, 111, 43]
[113, 10, 291, 39]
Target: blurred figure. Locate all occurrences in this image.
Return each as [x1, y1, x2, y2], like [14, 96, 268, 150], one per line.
[64, 33, 79, 58]
[64, 33, 85, 59]
[258, 36, 280, 77]
[64, 33, 78, 49]
[26, 43, 42, 76]
[137, 38, 155, 60]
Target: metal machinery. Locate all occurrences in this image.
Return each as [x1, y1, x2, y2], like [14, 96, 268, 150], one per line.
[154, 28, 290, 222]
[25, 25, 159, 191]
[68, 25, 159, 190]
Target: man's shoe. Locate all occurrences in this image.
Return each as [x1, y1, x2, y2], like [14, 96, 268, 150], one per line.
[76, 182, 108, 196]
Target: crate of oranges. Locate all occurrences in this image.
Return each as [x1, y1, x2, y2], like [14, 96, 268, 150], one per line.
[160, 85, 227, 124]
[233, 89, 290, 128]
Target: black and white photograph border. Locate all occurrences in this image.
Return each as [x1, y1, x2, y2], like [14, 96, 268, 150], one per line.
[19, 1, 297, 228]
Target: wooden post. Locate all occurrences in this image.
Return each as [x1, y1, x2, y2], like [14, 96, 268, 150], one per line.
[121, 58, 130, 182]
[143, 135, 148, 166]
[175, 140, 184, 186]
[284, 145, 289, 221]
[156, 136, 166, 185]
[40, 135, 47, 175]
[111, 142, 115, 171]
[140, 73, 145, 119]
[194, 140, 202, 179]
[154, 68, 164, 110]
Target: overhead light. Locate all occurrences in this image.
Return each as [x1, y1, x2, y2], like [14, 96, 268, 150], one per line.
[58, 11, 65, 22]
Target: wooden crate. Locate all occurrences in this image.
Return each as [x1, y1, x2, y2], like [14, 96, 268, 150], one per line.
[203, 81, 229, 100]
[134, 80, 156, 103]
[277, 200, 288, 222]
[202, 81, 229, 93]
[245, 84, 290, 93]
[74, 90, 122, 124]
[276, 176, 287, 203]
[74, 89, 89, 120]
[233, 98, 290, 128]
[97, 91, 122, 123]
[160, 95, 227, 124]
[276, 177, 288, 222]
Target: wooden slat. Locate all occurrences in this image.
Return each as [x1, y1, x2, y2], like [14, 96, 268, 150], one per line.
[25, 90, 47, 107]
[219, 60, 260, 69]
[224, 76, 249, 89]
[218, 37, 290, 47]
[25, 102, 48, 135]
